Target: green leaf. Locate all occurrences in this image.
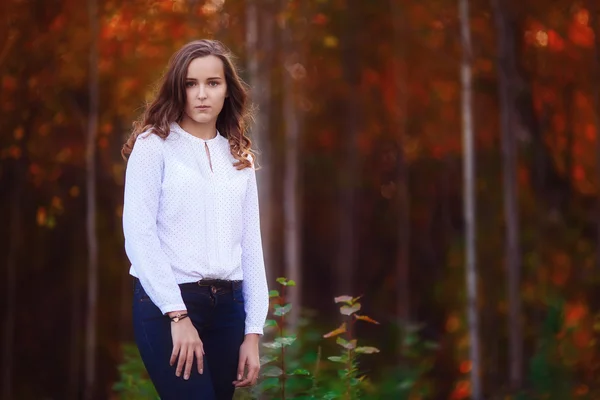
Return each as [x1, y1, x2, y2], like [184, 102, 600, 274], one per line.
[269, 290, 280, 298]
[262, 341, 283, 349]
[337, 337, 356, 350]
[403, 333, 418, 346]
[276, 277, 288, 285]
[424, 341, 440, 350]
[260, 354, 278, 366]
[287, 279, 296, 286]
[327, 356, 345, 363]
[274, 303, 292, 316]
[289, 368, 311, 376]
[274, 335, 297, 347]
[264, 319, 278, 329]
[258, 377, 280, 391]
[262, 365, 283, 377]
[340, 303, 361, 316]
[403, 322, 425, 333]
[398, 380, 415, 390]
[355, 346, 380, 354]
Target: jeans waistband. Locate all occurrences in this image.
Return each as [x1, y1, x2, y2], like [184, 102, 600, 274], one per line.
[181, 278, 243, 292]
[133, 277, 243, 292]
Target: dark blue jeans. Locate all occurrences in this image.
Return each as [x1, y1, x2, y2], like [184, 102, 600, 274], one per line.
[132, 278, 246, 400]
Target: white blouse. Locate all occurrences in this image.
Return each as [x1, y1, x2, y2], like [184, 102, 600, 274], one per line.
[122, 122, 269, 335]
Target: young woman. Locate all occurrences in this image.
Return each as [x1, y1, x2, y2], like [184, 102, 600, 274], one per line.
[121, 39, 269, 399]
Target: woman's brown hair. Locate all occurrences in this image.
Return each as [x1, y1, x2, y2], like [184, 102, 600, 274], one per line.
[121, 39, 255, 170]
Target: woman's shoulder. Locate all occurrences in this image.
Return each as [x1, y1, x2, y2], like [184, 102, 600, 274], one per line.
[136, 129, 165, 146]
[131, 129, 165, 159]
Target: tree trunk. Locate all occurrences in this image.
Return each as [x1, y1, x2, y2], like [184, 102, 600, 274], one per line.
[491, 0, 523, 390]
[281, 0, 302, 329]
[2, 159, 24, 400]
[246, 0, 275, 282]
[588, 0, 600, 272]
[84, 0, 99, 397]
[389, 0, 411, 324]
[337, 0, 360, 300]
[459, 0, 482, 398]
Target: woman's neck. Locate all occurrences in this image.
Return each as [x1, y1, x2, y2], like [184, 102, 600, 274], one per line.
[179, 118, 217, 141]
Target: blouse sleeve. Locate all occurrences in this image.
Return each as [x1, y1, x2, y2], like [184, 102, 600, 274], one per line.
[241, 164, 270, 335]
[122, 133, 187, 315]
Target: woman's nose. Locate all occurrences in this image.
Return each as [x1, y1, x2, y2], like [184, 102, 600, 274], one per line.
[197, 84, 207, 99]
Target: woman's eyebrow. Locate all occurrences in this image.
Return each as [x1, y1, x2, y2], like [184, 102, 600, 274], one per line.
[186, 76, 223, 80]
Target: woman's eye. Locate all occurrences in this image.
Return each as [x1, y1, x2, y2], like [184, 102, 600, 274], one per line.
[208, 81, 219, 87]
[186, 81, 196, 87]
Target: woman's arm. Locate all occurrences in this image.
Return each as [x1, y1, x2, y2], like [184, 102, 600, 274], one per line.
[235, 163, 269, 387]
[123, 133, 187, 315]
[240, 164, 269, 335]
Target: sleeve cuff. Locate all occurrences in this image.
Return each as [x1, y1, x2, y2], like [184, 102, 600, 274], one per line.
[245, 326, 264, 336]
[159, 303, 187, 315]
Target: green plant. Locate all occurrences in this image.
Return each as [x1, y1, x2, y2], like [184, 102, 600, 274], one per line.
[258, 277, 314, 399]
[322, 295, 381, 400]
[518, 298, 574, 400]
[363, 321, 438, 399]
[112, 343, 159, 400]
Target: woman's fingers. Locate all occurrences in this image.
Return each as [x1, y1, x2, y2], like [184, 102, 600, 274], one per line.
[170, 345, 180, 367]
[236, 354, 247, 383]
[248, 363, 259, 386]
[176, 347, 187, 377]
[236, 363, 259, 387]
[195, 345, 204, 375]
[183, 347, 195, 380]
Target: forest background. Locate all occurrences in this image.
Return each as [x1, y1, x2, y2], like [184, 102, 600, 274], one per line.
[2, 0, 600, 399]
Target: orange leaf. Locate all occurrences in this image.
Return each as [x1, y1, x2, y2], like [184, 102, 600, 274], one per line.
[323, 323, 346, 338]
[354, 314, 380, 324]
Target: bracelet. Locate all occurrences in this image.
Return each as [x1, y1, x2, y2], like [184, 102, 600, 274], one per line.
[170, 313, 189, 323]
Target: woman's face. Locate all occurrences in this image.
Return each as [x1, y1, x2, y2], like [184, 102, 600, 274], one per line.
[182, 55, 228, 128]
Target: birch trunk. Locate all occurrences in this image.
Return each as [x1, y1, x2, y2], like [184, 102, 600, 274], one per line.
[459, 0, 482, 397]
[84, 0, 99, 396]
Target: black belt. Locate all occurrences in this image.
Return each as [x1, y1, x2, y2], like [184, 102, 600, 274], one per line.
[183, 278, 243, 291]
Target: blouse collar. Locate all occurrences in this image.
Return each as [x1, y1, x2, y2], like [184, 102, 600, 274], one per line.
[169, 122, 223, 144]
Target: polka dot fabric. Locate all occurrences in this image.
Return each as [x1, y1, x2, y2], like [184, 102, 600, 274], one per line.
[123, 122, 269, 335]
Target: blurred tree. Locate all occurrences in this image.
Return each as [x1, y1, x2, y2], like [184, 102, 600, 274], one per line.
[84, 0, 100, 397]
[389, 0, 411, 325]
[459, 0, 482, 398]
[588, 0, 600, 272]
[336, 0, 361, 303]
[246, 0, 276, 282]
[490, 0, 523, 390]
[281, 0, 304, 330]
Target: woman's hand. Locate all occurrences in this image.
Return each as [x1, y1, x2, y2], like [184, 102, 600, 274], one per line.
[233, 334, 260, 387]
[168, 312, 204, 380]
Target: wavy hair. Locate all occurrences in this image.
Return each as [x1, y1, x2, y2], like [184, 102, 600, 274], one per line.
[121, 39, 255, 170]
